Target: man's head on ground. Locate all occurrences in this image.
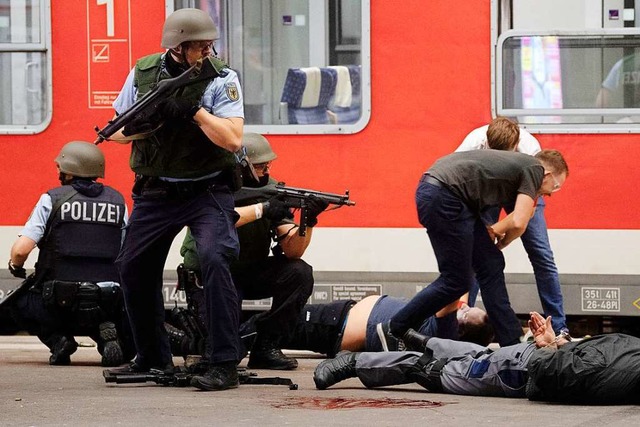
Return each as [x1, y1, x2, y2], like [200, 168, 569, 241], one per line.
[486, 117, 520, 151]
[535, 149, 569, 196]
[55, 141, 104, 185]
[457, 304, 495, 346]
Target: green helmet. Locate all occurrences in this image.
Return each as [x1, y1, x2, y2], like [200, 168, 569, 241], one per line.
[161, 8, 219, 49]
[55, 141, 105, 178]
[243, 133, 277, 164]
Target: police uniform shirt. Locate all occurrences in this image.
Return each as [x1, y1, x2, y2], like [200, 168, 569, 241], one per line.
[19, 193, 129, 244]
[113, 53, 244, 120]
[455, 124, 542, 156]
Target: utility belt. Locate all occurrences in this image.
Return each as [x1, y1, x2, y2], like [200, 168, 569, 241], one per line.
[133, 172, 231, 199]
[39, 280, 121, 310]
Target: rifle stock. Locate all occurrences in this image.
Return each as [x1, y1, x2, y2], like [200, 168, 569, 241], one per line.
[234, 182, 355, 236]
[103, 368, 298, 389]
[93, 57, 220, 144]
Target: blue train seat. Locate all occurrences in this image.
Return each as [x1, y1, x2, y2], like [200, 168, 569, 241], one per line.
[279, 67, 337, 124]
[326, 65, 361, 124]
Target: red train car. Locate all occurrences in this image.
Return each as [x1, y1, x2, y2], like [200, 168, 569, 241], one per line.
[1, 1, 639, 326]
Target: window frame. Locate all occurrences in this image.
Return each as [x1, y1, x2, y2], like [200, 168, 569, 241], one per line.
[495, 29, 640, 133]
[0, 0, 53, 135]
[170, 0, 371, 135]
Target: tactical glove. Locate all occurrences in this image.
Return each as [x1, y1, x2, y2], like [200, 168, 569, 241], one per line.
[159, 98, 200, 120]
[122, 119, 158, 136]
[305, 195, 329, 227]
[262, 198, 293, 222]
[8, 260, 26, 279]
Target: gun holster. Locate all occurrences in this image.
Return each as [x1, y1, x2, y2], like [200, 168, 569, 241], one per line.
[176, 263, 199, 292]
[41, 280, 80, 309]
[132, 175, 151, 196]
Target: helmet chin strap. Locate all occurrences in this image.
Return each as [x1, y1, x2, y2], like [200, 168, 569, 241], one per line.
[167, 46, 190, 75]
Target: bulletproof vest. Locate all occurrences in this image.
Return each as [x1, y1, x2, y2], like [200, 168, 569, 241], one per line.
[130, 54, 235, 178]
[35, 185, 125, 283]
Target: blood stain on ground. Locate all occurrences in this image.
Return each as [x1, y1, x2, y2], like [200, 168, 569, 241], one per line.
[271, 396, 454, 410]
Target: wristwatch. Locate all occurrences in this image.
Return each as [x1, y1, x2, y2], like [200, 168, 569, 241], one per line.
[555, 330, 572, 343]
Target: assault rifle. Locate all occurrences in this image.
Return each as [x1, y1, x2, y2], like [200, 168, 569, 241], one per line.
[103, 367, 298, 390]
[234, 182, 356, 236]
[93, 57, 221, 144]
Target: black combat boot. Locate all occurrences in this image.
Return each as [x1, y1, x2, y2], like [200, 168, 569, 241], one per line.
[190, 361, 239, 391]
[247, 334, 298, 370]
[313, 351, 359, 390]
[402, 328, 432, 352]
[49, 336, 78, 366]
[99, 321, 123, 367]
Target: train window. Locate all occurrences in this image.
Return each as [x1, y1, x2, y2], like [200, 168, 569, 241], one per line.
[170, 0, 371, 135]
[493, 0, 640, 133]
[0, 0, 51, 134]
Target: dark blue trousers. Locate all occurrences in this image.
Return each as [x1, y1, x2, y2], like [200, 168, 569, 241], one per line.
[389, 179, 523, 346]
[116, 185, 240, 366]
[468, 198, 567, 333]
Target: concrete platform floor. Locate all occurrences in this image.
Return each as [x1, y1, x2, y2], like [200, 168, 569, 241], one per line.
[1, 335, 639, 426]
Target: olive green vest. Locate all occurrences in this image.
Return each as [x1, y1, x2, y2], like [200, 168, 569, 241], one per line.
[130, 54, 235, 178]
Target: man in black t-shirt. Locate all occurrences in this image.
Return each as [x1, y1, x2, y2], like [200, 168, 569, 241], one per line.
[379, 149, 569, 348]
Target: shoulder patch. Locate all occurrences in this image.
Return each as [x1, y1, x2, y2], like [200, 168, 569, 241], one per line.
[225, 82, 240, 101]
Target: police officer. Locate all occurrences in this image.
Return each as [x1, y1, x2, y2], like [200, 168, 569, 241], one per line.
[107, 8, 244, 391]
[180, 133, 328, 371]
[7, 141, 128, 366]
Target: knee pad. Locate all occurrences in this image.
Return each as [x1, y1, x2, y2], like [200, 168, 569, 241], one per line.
[76, 282, 103, 328]
[98, 282, 123, 315]
[408, 355, 446, 393]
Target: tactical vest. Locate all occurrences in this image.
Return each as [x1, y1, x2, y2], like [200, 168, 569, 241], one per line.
[35, 185, 126, 284]
[130, 54, 235, 178]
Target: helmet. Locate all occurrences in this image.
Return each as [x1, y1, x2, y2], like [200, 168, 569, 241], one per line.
[161, 8, 219, 49]
[55, 141, 105, 178]
[243, 133, 277, 164]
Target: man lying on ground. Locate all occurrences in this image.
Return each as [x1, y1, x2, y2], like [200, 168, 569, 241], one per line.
[314, 312, 640, 404]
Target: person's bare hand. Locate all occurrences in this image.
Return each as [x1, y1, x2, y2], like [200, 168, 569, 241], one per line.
[486, 225, 505, 244]
[528, 311, 555, 348]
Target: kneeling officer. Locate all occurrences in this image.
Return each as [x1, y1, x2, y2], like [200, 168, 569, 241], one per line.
[6, 141, 130, 366]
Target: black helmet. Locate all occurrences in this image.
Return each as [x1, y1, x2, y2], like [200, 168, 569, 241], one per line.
[55, 141, 105, 178]
[243, 133, 277, 164]
[161, 8, 219, 49]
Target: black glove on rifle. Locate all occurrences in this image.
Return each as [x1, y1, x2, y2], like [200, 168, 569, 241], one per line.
[8, 261, 26, 279]
[159, 98, 200, 120]
[305, 195, 329, 228]
[262, 198, 293, 222]
[122, 114, 162, 137]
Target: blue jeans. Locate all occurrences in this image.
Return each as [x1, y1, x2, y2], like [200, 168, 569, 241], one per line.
[116, 185, 240, 366]
[468, 198, 567, 333]
[389, 179, 523, 346]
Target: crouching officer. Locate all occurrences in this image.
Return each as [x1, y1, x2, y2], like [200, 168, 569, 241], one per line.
[6, 141, 130, 366]
[180, 133, 328, 370]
